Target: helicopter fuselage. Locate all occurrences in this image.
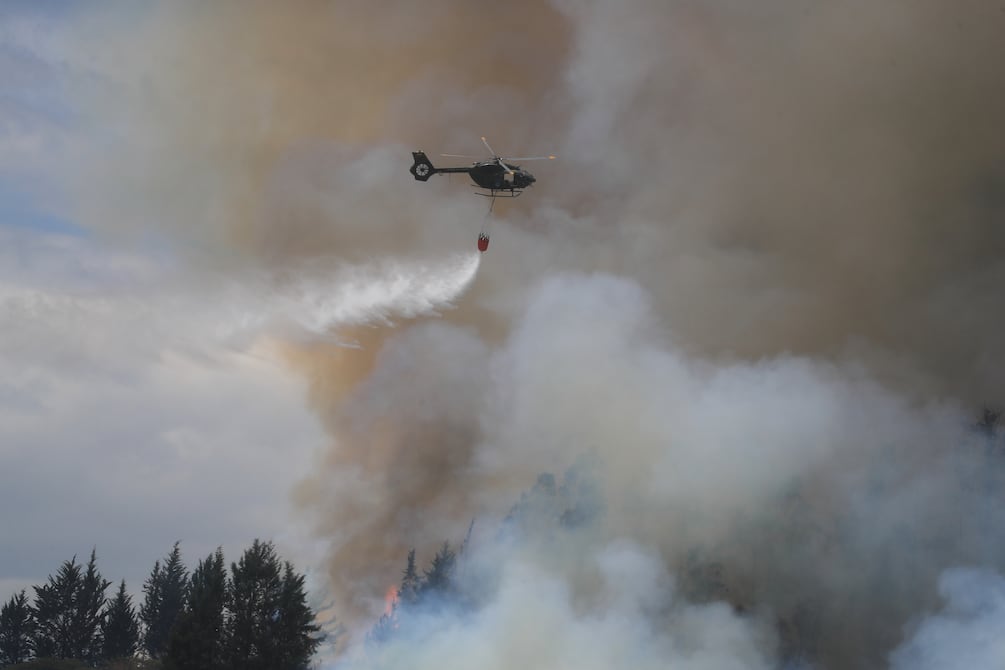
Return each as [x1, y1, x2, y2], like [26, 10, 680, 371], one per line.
[410, 151, 536, 193]
[468, 162, 536, 191]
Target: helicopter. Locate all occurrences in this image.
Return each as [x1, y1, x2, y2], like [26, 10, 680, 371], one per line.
[410, 137, 555, 252]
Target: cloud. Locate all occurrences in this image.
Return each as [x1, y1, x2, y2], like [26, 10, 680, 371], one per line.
[0, 228, 328, 591]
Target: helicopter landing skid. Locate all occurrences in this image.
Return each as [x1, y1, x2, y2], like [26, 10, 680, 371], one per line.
[476, 189, 522, 214]
[474, 190, 523, 198]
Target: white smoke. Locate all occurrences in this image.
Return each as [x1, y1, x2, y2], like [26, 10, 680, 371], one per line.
[355, 541, 775, 670]
[481, 273, 961, 547]
[311, 271, 976, 666]
[890, 568, 1005, 670]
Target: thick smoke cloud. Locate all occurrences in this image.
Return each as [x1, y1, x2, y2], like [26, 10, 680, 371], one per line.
[70, 0, 1005, 395]
[361, 542, 776, 670]
[318, 272, 979, 665]
[61, 0, 1005, 666]
[889, 568, 1005, 669]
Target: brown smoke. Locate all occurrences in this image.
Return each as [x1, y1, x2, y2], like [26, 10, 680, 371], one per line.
[70, 0, 1005, 662]
[71, 0, 574, 630]
[76, 1, 1005, 394]
[71, 1, 570, 266]
[535, 0, 1005, 402]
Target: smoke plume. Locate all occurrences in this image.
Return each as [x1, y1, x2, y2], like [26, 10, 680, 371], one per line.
[889, 568, 1005, 669]
[61, 0, 1005, 667]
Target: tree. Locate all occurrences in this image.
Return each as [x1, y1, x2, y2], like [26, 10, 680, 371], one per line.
[225, 540, 282, 670]
[420, 542, 456, 597]
[164, 548, 227, 670]
[274, 562, 322, 669]
[102, 580, 139, 661]
[141, 542, 188, 659]
[139, 560, 162, 655]
[33, 557, 82, 659]
[367, 549, 420, 648]
[365, 610, 396, 649]
[33, 550, 110, 662]
[0, 589, 34, 665]
[225, 540, 321, 670]
[398, 549, 421, 608]
[76, 549, 112, 663]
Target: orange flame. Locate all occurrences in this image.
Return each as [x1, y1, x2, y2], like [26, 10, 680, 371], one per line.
[383, 585, 398, 616]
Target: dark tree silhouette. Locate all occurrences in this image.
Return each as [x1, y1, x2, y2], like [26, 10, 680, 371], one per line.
[420, 542, 456, 597]
[164, 548, 227, 670]
[141, 542, 188, 659]
[102, 580, 139, 661]
[274, 562, 322, 669]
[77, 549, 112, 663]
[0, 589, 34, 665]
[224, 539, 321, 670]
[225, 539, 282, 670]
[2, 542, 322, 669]
[33, 550, 110, 662]
[398, 549, 421, 608]
[32, 557, 82, 660]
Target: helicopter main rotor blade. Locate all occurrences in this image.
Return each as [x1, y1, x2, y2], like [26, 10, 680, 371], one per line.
[481, 136, 515, 175]
[440, 153, 480, 158]
[480, 136, 498, 158]
[500, 155, 557, 161]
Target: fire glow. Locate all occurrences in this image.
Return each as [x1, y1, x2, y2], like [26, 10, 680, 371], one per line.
[383, 585, 398, 617]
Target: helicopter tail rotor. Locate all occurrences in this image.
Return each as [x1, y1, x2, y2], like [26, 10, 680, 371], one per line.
[410, 151, 436, 181]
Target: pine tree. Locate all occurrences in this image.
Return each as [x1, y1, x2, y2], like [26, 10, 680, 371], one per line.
[420, 542, 456, 596]
[0, 589, 34, 665]
[367, 548, 420, 646]
[139, 559, 162, 655]
[32, 550, 110, 662]
[76, 549, 112, 663]
[164, 548, 227, 670]
[225, 540, 282, 670]
[225, 540, 321, 670]
[365, 610, 396, 648]
[33, 556, 83, 659]
[141, 542, 188, 659]
[398, 549, 421, 608]
[274, 562, 322, 669]
[102, 580, 139, 661]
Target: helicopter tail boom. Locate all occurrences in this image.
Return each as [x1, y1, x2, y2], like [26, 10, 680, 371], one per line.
[411, 150, 472, 182]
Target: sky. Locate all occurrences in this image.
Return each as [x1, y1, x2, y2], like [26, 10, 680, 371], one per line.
[0, 1, 332, 599]
[2, 2, 1005, 668]
[0, 0, 487, 626]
